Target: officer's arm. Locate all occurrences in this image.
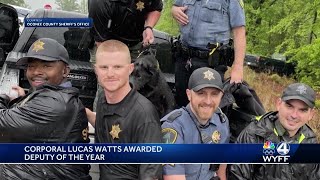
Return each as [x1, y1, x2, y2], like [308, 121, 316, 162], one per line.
[0, 94, 10, 108]
[145, 11, 161, 30]
[163, 175, 185, 180]
[85, 108, 96, 127]
[216, 164, 227, 180]
[145, 0, 162, 29]
[143, 11, 161, 45]
[0, 93, 66, 131]
[136, 110, 162, 180]
[230, 26, 246, 83]
[161, 111, 187, 180]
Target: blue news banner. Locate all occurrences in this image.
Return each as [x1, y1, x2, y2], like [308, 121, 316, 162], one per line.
[24, 18, 92, 28]
[0, 144, 318, 163]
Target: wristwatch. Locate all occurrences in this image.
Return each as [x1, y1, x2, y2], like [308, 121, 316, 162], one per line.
[144, 26, 153, 31]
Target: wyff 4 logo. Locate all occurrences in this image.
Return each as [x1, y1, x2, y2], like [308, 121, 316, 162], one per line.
[262, 141, 290, 163]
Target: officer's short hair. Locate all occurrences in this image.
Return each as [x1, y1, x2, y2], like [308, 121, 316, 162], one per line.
[96, 40, 130, 63]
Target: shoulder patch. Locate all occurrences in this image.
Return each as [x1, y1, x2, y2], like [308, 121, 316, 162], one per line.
[162, 128, 178, 144]
[256, 111, 277, 122]
[167, 110, 182, 122]
[238, 0, 244, 9]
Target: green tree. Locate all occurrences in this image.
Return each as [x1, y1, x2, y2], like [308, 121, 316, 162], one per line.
[244, 0, 320, 89]
[55, 0, 79, 12]
[155, 0, 179, 35]
[79, 0, 88, 14]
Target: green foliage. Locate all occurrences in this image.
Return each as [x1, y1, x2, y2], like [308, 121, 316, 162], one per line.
[315, 100, 320, 109]
[55, 0, 79, 12]
[289, 38, 320, 91]
[153, 0, 320, 90]
[78, 0, 88, 14]
[155, 0, 179, 35]
[244, 0, 320, 89]
[1, 0, 27, 7]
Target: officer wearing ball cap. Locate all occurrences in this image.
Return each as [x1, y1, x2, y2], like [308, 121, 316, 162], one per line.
[230, 82, 320, 180]
[161, 67, 230, 180]
[281, 83, 316, 108]
[0, 38, 91, 179]
[188, 67, 224, 92]
[17, 37, 69, 65]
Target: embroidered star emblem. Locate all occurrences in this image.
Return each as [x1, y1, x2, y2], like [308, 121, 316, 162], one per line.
[110, 124, 122, 139]
[296, 85, 307, 94]
[32, 40, 45, 52]
[203, 70, 215, 80]
[136, 1, 145, 11]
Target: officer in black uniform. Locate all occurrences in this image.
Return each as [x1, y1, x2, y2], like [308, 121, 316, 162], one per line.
[88, 0, 163, 53]
[0, 38, 91, 180]
[89, 0, 163, 111]
[229, 83, 320, 180]
[86, 40, 162, 180]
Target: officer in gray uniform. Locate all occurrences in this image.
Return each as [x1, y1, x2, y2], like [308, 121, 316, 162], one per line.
[161, 67, 230, 180]
[172, 0, 246, 107]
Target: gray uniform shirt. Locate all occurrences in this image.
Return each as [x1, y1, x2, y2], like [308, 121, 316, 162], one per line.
[174, 0, 245, 49]
[161, 104, 230, 180]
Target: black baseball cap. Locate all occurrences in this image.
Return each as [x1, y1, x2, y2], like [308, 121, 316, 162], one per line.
[17, 38, 69, 65]
[188, 67, 223, 92]
[281, 83, 316, 108]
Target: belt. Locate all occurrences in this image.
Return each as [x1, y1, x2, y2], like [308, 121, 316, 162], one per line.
[181, 45, 209, 59]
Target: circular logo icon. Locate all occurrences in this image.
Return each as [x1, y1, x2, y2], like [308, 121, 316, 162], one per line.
[276, 142, 290, 155]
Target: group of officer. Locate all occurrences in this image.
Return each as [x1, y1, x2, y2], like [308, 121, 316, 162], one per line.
[87, 0, 319, 179]
[0, 0, 319, 179]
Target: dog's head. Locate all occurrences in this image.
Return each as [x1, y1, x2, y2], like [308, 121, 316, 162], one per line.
[130, 52, 160, 90]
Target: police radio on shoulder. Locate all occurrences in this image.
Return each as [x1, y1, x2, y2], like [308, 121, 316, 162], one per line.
[144, 26, 153, 31]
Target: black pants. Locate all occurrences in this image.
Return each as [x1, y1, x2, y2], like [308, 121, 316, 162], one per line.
[175, 54, 227, 107]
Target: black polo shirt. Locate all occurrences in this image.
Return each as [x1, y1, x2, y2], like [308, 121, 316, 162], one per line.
[95, 88, 162, 180]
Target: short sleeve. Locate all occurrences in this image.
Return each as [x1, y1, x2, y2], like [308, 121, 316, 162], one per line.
[161, 121, 186, 175]
[229, 0, 246, 28]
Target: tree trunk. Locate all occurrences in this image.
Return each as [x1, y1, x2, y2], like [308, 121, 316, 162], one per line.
[308, 10, 317, 44]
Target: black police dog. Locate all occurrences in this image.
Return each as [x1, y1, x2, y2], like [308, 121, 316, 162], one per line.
[130, 50, 176, 118]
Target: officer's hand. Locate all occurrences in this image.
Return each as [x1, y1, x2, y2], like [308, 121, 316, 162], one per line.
[230, 65, 243, 84]
[85, 108, 96, 127]
[142, 28, 154, 47]
[6, 85, 25, 101]
[11, 85, 25, 97]
[171, 6, 189, 25]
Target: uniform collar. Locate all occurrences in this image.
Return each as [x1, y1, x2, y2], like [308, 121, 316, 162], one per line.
[102, 86, 137, 117]
[59, 81, 72, 88]
[274, 118, 302, 143]
[186, 104, 218, 128]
